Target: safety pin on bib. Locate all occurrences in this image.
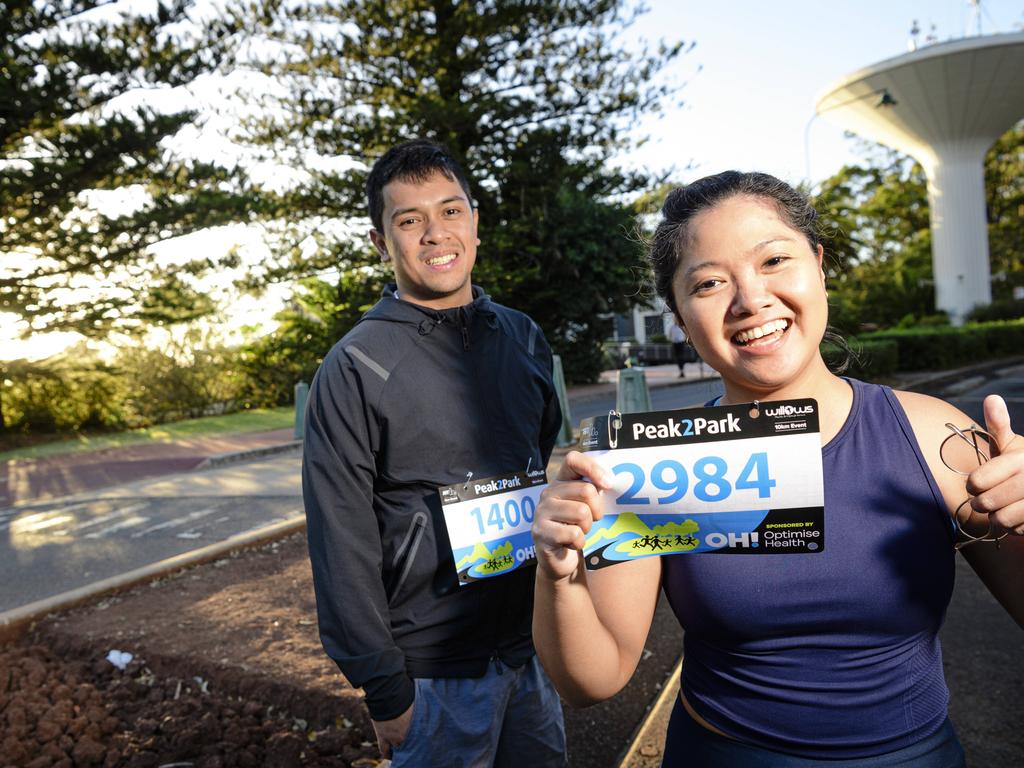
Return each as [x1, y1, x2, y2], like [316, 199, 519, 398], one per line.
[608, 410, 622, 449]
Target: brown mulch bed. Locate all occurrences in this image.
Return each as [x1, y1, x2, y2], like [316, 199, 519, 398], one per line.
[1, 536, 379, 768]
[1, 532, 683, 768]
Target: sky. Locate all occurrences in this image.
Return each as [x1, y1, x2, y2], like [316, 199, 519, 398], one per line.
[3, 0, 1023, 362]
[622, 0, 1024, 184]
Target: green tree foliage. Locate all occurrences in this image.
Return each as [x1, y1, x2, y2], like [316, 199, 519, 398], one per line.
[477, 129, 646, 382]
[985, 123, 1024, 299]
[813, 151, 933, 331]
[1, 0, 268, 339]
[812, 124, 1024, 331]
[238, 266, 387, 407]
[0, 332, 247, 441]
[239, 0, 686, 381]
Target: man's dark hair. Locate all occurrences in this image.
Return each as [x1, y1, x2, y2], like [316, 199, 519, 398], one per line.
[366, 139, 474, 231]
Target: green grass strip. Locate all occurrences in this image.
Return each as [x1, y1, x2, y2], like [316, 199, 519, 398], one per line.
[0, 407, 294, 462]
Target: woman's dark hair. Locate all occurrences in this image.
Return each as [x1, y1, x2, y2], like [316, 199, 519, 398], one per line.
[648, 171, 852, 372]
[366, 139, 474, 232]
[648, 171, 820, 318]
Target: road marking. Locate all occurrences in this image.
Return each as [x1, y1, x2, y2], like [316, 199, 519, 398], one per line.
[0, 502, 92, 532]
[66, 502, 149, 533]
[131, 506, 224, 538]
[84, 515, 151, 539]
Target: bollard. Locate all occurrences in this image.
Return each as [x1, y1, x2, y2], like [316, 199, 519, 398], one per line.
[294, 381, 309, 440]
[616, 367, 652, 415]
[551, 354, 574, 447]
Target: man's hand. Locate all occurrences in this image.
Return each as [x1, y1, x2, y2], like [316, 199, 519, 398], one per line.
[371, 702, 415, 759]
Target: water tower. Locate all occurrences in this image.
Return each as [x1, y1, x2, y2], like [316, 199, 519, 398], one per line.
[815, 31, 1024, 323]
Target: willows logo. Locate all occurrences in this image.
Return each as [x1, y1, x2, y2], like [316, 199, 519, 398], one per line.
[765, 404, 814, 418]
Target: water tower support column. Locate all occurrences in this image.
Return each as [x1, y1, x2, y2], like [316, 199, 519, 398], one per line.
[922, 145, 992, 323]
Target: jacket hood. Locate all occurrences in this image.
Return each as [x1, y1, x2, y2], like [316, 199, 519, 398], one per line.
[361, 284, 497, 331]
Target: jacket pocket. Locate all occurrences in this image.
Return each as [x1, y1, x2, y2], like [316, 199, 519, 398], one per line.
[389, 511, 428, 598]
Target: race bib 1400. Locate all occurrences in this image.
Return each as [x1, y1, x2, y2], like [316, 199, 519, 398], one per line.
[439, 469, 547, 586]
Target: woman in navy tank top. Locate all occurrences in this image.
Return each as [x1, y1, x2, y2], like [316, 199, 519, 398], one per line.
[531, 172, 1024, 766]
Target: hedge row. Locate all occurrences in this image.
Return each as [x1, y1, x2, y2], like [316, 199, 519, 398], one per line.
[860, 319, 1024, 371]
[822, 338, 899, 380]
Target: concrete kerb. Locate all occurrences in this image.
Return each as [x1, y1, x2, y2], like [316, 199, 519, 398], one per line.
[197, 440, 302, 469]
[616, 663, 682, 768]
[0, 516, 306, 645]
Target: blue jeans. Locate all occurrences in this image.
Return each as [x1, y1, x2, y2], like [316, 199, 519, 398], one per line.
[662, 698, 966, 767]
[390, 655, 567, 768]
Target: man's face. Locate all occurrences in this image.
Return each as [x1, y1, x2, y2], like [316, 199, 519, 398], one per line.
[370, 171, 479, 309]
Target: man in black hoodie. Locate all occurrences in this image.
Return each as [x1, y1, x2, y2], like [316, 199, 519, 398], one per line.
[302, 140, 566, 766]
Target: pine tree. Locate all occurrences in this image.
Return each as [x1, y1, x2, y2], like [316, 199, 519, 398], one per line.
[0, 0, 271, 339]
[237, 0, 688, 380]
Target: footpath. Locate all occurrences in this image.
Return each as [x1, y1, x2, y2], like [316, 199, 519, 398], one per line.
[0, 362, 714, 509]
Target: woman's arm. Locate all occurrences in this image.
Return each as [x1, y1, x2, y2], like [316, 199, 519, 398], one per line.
[532, 450, 664, 706]
[896, 390, 1024, 627]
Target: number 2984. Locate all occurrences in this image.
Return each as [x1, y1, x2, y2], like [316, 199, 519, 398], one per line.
[613, 451, 775, 505]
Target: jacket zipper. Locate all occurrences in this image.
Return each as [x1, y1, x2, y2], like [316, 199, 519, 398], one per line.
[458, 307, 470, 350]
[391, 511, 428, 597]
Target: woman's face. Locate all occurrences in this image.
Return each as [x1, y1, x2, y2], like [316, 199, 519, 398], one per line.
[672, 194, 827, 397]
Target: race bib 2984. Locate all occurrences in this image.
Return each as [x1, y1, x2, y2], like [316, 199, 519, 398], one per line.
[577, 399, 824, 569]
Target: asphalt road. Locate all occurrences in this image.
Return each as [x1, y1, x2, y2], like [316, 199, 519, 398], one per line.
[943, 362, 1024, 428]
[2, 452, 303, 613]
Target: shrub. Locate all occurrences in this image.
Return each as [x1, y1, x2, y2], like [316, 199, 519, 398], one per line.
[1, 350, 129, 433]
[822, 338, 899, 380]
[861, 319, 1024, 371]
[966, 299, 1024, 323]
[116, 337, 246, 425]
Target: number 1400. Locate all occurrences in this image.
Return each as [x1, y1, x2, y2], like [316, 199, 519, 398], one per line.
[613, 452, 775, 505]
[469, 496, 536, 535]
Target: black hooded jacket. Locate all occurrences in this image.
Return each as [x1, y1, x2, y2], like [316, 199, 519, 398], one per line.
[302, 285, 561, 721]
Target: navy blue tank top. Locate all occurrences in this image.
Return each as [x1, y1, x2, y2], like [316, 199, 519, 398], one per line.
[663, 379, 956, 759]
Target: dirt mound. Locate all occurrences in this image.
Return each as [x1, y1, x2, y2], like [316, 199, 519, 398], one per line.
[2, 535, 379, 768]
